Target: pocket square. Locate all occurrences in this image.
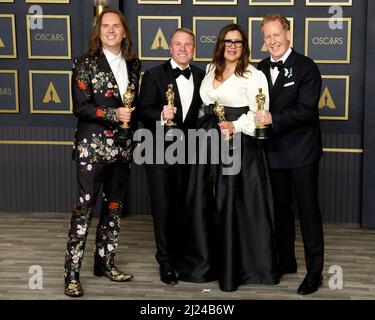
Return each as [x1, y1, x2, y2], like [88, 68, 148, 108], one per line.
[284, 82, 295, 87]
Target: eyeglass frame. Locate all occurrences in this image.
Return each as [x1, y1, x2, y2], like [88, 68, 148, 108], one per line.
[223, 39, 244, 48]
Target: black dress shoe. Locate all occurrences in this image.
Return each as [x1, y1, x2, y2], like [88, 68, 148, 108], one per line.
[160, 271, 177, 285]
[297, 272, 323, 295]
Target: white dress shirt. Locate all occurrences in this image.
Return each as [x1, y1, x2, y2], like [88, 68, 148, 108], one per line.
[170, 58, 194, 122]
[270, 47, 292, 85]
[103, 48, 129, 102]
[200, 63, 270, 136]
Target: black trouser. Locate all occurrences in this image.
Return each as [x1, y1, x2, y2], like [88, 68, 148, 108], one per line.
[269, 163, 324, 273]
[64, 160, 131, 279]
[145, 164, 187, 273]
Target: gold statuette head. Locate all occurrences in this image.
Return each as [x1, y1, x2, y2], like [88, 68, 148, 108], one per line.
[256, 88, 266, 111]
[123, 83, 135, 108]
[166, 84, 175, 107]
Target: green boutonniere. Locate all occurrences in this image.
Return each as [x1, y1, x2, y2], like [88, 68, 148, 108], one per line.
[283, 67, 293, 79]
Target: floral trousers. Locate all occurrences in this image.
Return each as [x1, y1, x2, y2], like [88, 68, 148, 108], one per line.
[64, 160, 131, 280]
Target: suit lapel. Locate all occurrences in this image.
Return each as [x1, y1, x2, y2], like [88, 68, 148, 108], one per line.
[261, 57, 273, 92]
[126, 59, 137, 88]
[270, 50, 296, 100]
[271, 72, 287, 100]
[163, 60, 183, 123]
[183, 67, 200, 124]
[97, 53, 123, 105]
[97, 52, 111, 73]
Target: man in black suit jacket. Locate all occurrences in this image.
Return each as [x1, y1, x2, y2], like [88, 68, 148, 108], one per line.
[256, 14, 324, 295]
[138, 28, 205, 285]
[64, 9, 141, 297]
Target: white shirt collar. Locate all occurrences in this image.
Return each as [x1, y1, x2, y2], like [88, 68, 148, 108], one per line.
[102, 47, 128, 101]
[103, 47, 123, 63]
[170, 58, 190, 70]
[270, 47, 292, 63]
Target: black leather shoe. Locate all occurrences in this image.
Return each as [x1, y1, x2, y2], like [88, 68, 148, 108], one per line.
[297, 272, 323, 295]
[160, 271, 177, 285]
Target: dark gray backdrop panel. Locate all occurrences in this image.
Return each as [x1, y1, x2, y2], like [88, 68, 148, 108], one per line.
[0, 0, 372, 225]
[362, 0, 375, 228]
[120, 0, 366, 223]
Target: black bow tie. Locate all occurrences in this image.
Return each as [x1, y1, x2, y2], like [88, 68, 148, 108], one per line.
[173, 68, 191, 79]
[270, 61, 284, 71]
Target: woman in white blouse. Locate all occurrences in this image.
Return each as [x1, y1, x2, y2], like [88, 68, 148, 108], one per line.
[178, 24, 279, 292]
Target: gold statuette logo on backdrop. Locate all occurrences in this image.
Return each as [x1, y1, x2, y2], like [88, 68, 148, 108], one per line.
[42, 82, 61, 103]
[318, 75, 349, 120]
[0, 14, 17, 58]
[319, 87, 335, 110]
[138, 16, 181, 60]
[150, 28, 169, 50]
[29, 71, 72, 114]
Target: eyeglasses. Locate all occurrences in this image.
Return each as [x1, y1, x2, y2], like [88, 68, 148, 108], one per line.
[223, 40, 244, 48]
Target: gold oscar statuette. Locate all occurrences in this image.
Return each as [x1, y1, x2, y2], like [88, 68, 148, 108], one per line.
[214, 101, 233, 141]
[165, 84, 176, 126]
[213, 101, 227, 123]
[255, 88, 270, 139]
[94, 0, 108, 18]
[121, 83, 135, 129]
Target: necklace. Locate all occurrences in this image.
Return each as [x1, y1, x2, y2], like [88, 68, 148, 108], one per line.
[225, 65, 235, 73]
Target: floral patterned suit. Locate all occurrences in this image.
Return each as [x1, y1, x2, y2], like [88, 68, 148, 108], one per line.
[72, 53, 141, 163]
[64, 52, 142, 283]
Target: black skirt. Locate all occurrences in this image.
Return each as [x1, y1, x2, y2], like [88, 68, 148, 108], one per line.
[178, 105, 279, 292]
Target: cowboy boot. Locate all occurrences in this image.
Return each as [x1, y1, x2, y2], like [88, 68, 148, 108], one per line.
[64, 271, 84, 297]
[64, 205, 93, 297]
[93, 201, 133, 282]
[93, 254, 133, 281]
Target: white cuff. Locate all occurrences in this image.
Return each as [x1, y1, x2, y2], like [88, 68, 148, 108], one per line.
[160, 111, 165, 126]
[232, 112, 256, 136]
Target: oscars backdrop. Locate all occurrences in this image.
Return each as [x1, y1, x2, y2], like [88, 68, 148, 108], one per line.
[0, 0, 374, 227]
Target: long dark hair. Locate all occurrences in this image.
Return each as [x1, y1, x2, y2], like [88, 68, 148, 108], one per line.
[211, 23, 250, 81]
[87, 8, 136, 60]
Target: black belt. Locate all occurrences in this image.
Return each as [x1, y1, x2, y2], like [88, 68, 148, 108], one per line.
[203, 104, 249, 116]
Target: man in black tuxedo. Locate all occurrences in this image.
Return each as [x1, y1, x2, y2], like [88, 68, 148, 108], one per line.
[256, 14, 324, 295]
[138, 28, 205, 285]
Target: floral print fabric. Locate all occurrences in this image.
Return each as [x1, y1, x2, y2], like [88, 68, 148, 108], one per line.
[71, 54, 141, 164]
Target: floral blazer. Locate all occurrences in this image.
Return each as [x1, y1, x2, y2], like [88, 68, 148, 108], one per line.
[71, 52, 142, 163]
